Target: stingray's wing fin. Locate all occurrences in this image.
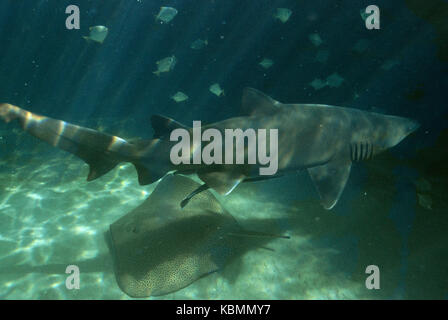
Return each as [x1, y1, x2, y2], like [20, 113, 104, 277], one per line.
[197, 170, 245, 195]
[108, 174, 229, 298]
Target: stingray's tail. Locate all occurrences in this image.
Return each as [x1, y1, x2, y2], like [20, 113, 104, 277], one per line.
[227, 230, 290, 239]
[0, 103, 172, 185]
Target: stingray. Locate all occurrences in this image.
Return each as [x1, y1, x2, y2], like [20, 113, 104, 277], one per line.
[106, 173, 289, 298]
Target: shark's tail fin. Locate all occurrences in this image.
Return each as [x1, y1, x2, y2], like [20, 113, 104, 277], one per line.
[0, 103, 171, 185]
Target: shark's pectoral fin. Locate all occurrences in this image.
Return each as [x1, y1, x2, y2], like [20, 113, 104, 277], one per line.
[198, 170, 245, 195]
[307, 158, 352, 210]
[183, 172, 281, 207]
[150, 115, 190, 139]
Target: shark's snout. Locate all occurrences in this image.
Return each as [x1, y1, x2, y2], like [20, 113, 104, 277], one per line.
[377, 115, 420, 150]
[394, 116, 420, 136]
[407, 119, 420, 134]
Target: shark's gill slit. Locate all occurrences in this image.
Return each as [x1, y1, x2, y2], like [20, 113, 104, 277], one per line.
[362, 142, 367, 160]
[351, 141, 373, 162]
[351, 143, 358, 161]
[366, 142, 372, 160]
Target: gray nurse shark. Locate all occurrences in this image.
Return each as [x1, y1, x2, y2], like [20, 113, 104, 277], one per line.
[0, 88, 419, 209]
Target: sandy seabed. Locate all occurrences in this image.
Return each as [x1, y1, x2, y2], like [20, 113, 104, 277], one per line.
[0, 148, 375, 300]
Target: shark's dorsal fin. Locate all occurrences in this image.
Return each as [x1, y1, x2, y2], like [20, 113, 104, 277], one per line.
[307, 158, 352, 210]
[241, 88, 281, 116]
[150, 115, 190, 139]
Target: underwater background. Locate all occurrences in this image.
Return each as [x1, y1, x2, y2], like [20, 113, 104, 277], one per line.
[0, 0, 447, 299]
